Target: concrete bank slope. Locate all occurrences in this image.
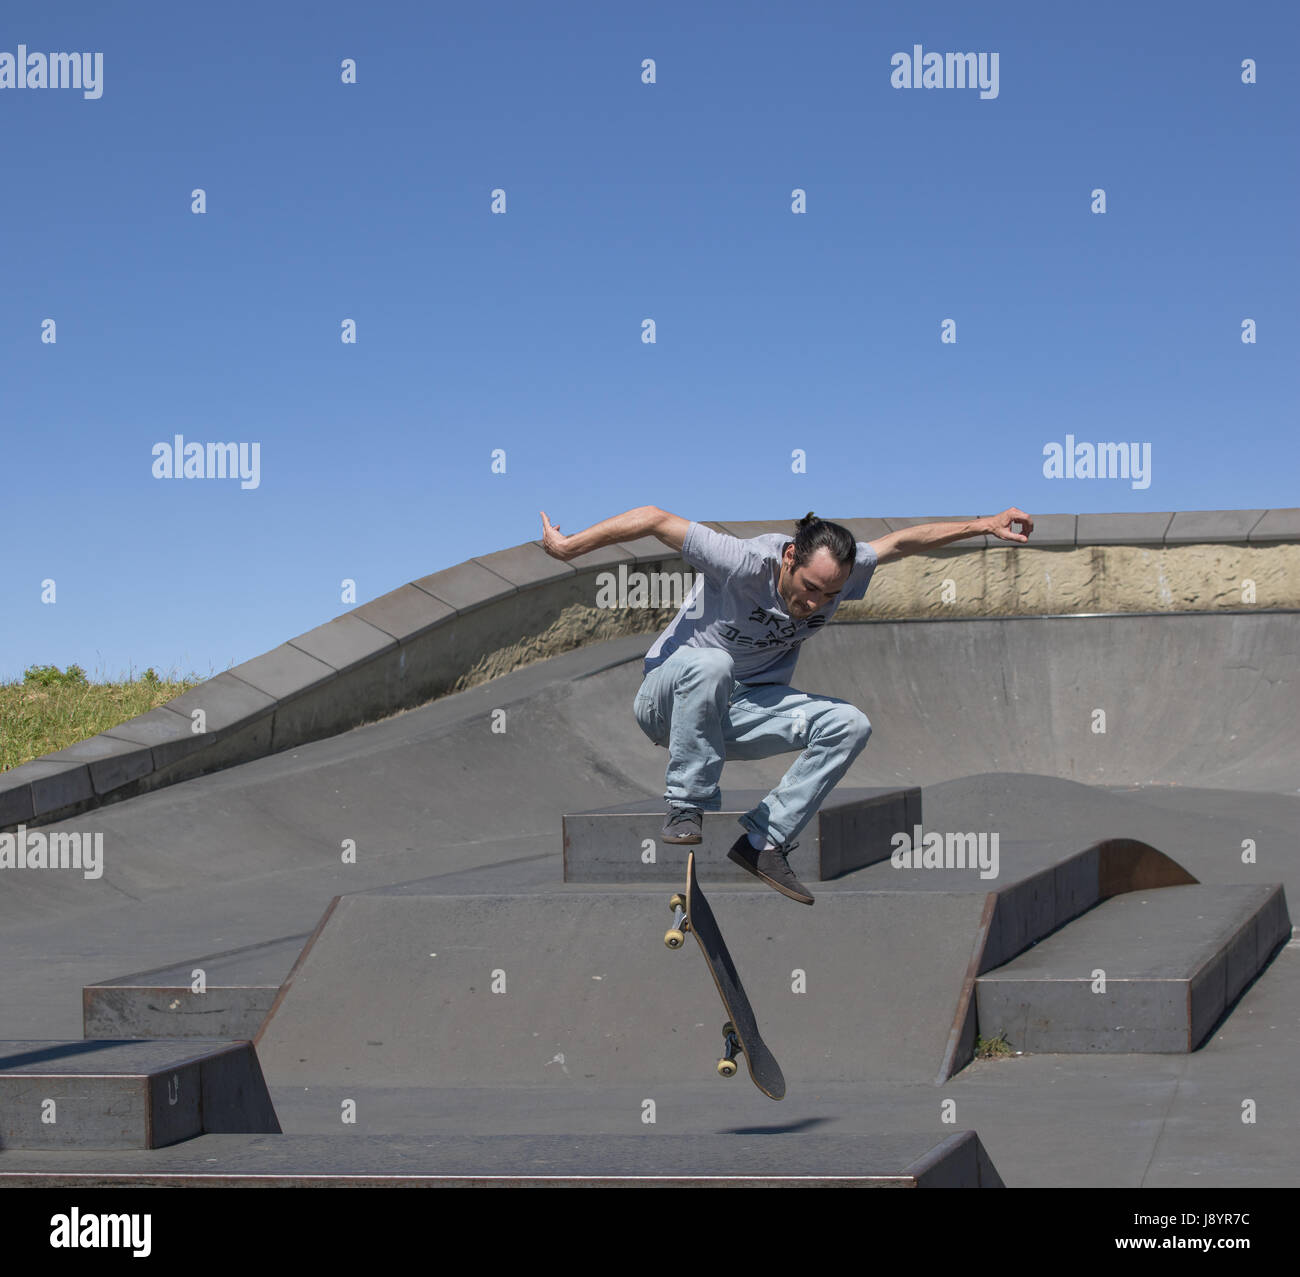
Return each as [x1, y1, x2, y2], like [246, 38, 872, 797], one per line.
[253, 888, 984, 1089]
[4, 506, 1297, 831]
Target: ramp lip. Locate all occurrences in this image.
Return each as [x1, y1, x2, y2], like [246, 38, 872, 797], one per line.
[831, 607, 1300, 625]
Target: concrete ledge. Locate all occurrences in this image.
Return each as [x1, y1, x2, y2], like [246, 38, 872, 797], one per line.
[975, 884, 1292, 1052]
[83, 936, 308, 1041]
[562, 787, 921, 882]
[352, 582, 456, 642]
[103, 705, 210, 770]
[0, 1040, 281, 1150]
[1249, 509, 1300, 542]
[1166, 510, 1267, 544]
[1077, 511, 1173, 545]
[0, 759, 92, 826]
[228, 641, 338, 704]
[39, 735, 155, 796]
[4, 507, 1297, 831]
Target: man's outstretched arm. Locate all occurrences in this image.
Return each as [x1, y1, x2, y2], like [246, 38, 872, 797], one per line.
[540, 506, 690, 561]
[868, 508, 1033, 565]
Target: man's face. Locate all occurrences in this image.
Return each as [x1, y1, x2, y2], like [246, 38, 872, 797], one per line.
[778, 545, 852, 618]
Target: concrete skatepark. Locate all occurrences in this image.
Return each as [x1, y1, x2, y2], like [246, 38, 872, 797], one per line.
[1, 508, 1297, 1187]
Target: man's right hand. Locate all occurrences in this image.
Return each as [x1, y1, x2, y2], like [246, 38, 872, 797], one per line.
[539, 510, 574, 560]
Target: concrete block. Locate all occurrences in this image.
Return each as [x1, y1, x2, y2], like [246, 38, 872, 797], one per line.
[1015, 513, 1076, 548]
[1077, 512, 1173, 546]
[102, 705, 206, 773]
[165, 672, 278, 736]
[0, 1040, 280, 1149]
[11, 760, 96, 822]
[563, 787, 920, 883]
[473, 543, 576, 589]
[1248, 508, 1300, 543]
[976, 884, 1286, 1053]
[227, 642, 337, 702]
[612, 535, 679, 563]
[413, 560, 516, 613]
[40, 734, 154, 795]
[1165, 509, 1267, 545]
[352, 583, 456, 643]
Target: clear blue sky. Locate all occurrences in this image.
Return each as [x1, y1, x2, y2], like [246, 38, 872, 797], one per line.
[1, 0, 1295, 683]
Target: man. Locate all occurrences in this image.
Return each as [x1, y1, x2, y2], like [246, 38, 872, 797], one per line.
[540, 505, 1033, 904]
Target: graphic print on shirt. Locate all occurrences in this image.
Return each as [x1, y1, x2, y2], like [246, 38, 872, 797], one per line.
[716, 606, 827, 654]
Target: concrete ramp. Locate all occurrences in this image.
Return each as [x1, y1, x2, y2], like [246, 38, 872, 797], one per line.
[255, 888, 985, 1088]
[571, 612, 1300, 792]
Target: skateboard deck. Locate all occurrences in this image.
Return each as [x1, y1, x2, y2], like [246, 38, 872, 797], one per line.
[664, 851, 786, 1100]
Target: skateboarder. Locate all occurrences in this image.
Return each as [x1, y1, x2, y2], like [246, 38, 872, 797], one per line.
[540, 505, 1032, 904]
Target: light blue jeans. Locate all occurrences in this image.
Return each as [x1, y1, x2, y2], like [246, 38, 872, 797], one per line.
[632, 646, 872, 847]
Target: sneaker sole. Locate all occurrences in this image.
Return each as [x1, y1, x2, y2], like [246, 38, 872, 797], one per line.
[662, 830, 702, 845]
[726, 848, 814, 905]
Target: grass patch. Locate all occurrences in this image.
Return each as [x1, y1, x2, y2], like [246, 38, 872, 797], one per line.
[1, 664, 208, 773]
[974, 1032, 1015, 1059]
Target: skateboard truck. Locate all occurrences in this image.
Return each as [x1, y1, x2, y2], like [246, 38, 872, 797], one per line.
[664, 893, 690, 949]
[718, 1021, 741, 1078]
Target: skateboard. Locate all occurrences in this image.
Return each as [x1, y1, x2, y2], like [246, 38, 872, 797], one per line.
[663, 851, 786, 1100]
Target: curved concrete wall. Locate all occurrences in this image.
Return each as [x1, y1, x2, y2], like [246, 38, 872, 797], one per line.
[2, 507, 1297, 831]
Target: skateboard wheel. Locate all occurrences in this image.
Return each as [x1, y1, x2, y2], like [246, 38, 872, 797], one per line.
[669, 893, 685, 912]
[717, 1059, 738, 1078]
[664, 928, 685, 949]
[722, 1021, 734, 1037]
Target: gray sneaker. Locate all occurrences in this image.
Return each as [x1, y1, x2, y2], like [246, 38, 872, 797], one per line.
[726, 833, 814, 904]
[662, 806, 702, 844]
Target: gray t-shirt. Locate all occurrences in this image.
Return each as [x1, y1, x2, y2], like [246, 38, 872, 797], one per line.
[643, 521, 878, 686]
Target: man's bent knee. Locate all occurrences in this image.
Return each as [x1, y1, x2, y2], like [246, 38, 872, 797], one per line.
[676, 647, 735, 685]
[847, 708, 872, 750]
[821, 704, 872, 751]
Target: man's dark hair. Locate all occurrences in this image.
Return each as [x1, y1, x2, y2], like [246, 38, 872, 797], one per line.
[787, 512, 856, 571]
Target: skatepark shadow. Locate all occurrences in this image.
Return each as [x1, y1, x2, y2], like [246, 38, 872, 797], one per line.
[721, 1117, 832, 1135]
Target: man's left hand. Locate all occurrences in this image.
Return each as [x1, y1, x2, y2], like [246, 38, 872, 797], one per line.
[985, 508, 1033, 543]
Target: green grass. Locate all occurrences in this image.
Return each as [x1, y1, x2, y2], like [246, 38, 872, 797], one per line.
[1, 664, 208, 773]
[974, 1032, 1015, 1059]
